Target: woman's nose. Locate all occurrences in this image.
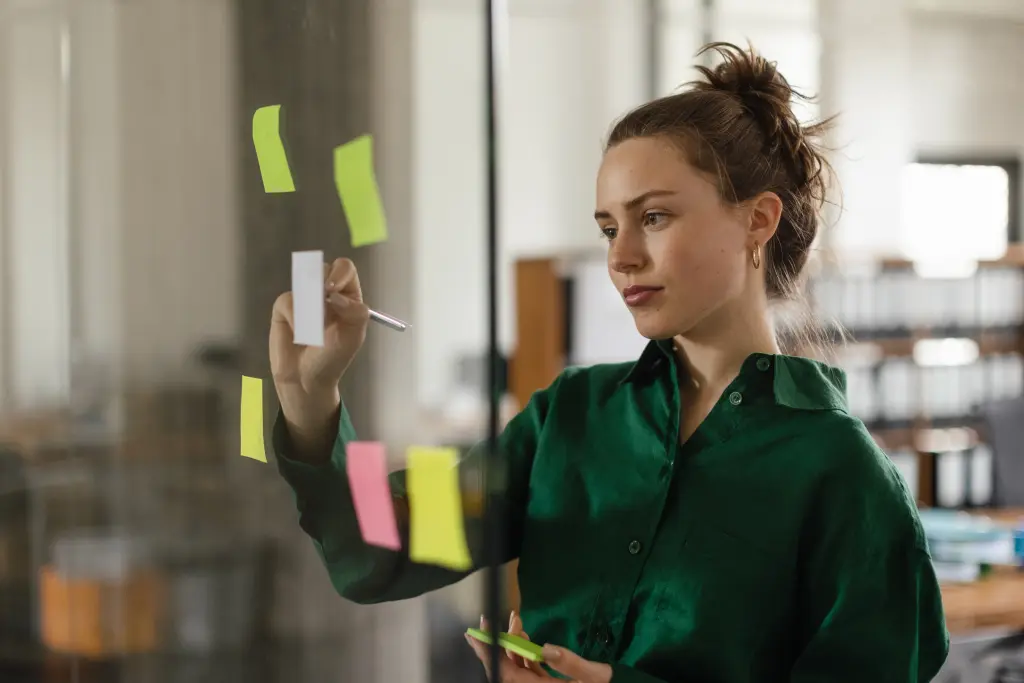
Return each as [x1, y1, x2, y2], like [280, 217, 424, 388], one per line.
[609, 233, 646, 273]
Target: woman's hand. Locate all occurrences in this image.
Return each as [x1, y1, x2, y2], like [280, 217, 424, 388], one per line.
[466, 613, 612, 683]
[269, 257, 370, 460]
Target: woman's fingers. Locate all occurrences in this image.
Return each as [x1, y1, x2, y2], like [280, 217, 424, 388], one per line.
[466, 634, 494, 681]
[323, 258, 370, 329]
[507, 612, 526, 668]
[269, 292, 301, 383]
[466, 633, 543, 683]
[324, 258, 363, 300]
[510, 613, 545, 676]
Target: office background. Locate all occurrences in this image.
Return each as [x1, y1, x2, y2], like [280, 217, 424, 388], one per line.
[0, 0, 1023, 681]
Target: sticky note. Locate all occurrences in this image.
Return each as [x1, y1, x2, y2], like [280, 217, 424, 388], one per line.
[240, 376, 267, 462]
[291, 250, 324, 347]
[407, 446, 472, 570]
[334, 135, 388, 247]
[252, 105, 296, 193]
[346, 442, 402, 550]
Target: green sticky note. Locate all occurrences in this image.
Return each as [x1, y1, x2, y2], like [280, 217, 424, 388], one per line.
[465, 629, 545, 663]
[252, 105, 295, 193]
[334, 134, 388, 247]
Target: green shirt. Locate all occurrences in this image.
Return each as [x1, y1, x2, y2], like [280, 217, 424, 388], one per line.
[274, 341, 950, 683]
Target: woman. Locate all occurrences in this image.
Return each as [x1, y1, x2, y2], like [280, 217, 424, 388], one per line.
[268, 43, 949, 683]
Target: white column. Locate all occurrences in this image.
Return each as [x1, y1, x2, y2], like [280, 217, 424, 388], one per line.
[412, 0, 648, 408]
[369, 2, 429, 682]
[658, 0, 702, 96]
[819, 0, 913, 256]
[713, 0, 821, 123]
[68, 0, 124, 400]
[412, 0, 486, 409]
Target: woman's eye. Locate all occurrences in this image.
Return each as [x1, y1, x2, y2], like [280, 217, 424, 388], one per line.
[643, 211, 667, 227]
[599, 226, 617, 240]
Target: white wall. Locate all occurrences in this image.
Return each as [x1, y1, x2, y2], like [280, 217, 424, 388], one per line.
[909, 11, 1024, 235]
[0, 0, 240, 410]
[819, 0, 914, 256]
[116, 0, 239, 383]
[1, 1, 71, 410]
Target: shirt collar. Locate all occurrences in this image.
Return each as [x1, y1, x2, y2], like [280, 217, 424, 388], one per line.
[619, 339, 675, 385]
[620, 339, 848, 412]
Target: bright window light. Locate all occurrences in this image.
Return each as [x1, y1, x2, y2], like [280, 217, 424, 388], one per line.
[913, 338, 980, 367]
[901, 163, 1010, 270]
[912, 259, 978, 279]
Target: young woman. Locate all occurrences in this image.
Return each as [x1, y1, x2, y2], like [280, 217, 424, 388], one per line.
[268, 43, 949, 683]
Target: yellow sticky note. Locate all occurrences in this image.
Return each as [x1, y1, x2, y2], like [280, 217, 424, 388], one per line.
[240, 376, 267, 463]
[252, 105, 296, 193]
[407, 446, 472, 570]
[334, 134, 388, 247]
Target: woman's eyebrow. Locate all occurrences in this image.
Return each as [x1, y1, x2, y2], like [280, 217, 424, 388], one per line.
[594, 189, 678, 220]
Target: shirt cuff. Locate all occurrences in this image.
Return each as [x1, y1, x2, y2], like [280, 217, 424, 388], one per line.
[272, 404, 349, 489]
[610, 664, 667, 683]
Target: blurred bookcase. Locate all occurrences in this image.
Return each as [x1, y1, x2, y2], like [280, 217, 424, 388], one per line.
[808, 248, 1024, 508]
[510, 247, 1024, 511]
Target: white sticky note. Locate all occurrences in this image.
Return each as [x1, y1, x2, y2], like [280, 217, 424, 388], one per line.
[292, 250, 324, 347]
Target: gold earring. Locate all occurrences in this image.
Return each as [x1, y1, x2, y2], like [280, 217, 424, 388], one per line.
[752, 242, 761, 270]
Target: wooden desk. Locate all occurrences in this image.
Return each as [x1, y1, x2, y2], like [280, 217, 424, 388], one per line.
[940, 508, 1024, 635]
[942, 568, 1024, 635]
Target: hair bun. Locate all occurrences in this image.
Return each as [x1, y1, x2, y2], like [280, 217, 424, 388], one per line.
[693, 41, 790, 104]
[690, 42, 826, 199]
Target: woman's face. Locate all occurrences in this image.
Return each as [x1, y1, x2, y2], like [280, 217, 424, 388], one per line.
[595, 136, 754, 341]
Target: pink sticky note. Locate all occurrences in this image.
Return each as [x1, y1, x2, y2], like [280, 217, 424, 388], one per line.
[346, 441, 401, 550]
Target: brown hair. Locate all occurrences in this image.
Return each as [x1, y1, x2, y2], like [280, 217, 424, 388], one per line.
[605, 41, 835, 304]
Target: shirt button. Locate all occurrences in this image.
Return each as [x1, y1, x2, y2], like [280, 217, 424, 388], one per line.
[728, 391, 743, 406]
[756, 357, 771, 371]
[597, 629, 612, 646]
[628, 540, 642, 555]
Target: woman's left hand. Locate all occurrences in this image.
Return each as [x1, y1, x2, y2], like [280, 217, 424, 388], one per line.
[466, 614, 612, 683]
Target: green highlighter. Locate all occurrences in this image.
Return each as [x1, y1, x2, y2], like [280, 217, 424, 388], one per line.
[466, 627, 545, 663]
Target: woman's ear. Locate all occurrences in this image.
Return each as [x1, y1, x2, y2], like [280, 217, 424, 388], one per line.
[747, 191, 782, 247]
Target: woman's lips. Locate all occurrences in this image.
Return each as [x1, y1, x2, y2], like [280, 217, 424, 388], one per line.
[622, 285, 663, 307]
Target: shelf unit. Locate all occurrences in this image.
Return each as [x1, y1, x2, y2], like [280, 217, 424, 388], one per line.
[506, 250, 1024, 631]
[809, 251, 1024, 507]
[510, 249, 1024, 508]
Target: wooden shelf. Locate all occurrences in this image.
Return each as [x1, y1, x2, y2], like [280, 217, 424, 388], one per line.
[880, 243, 1024, 269]
[863, 330, 1024, 358]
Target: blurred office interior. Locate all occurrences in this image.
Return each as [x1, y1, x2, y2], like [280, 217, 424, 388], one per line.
[0, 0, 1024, 681]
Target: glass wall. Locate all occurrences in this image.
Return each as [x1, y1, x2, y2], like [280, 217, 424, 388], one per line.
[2, 1, 1024, 682]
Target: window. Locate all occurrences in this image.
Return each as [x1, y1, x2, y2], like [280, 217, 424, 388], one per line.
[901, 158, 1021, 269]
